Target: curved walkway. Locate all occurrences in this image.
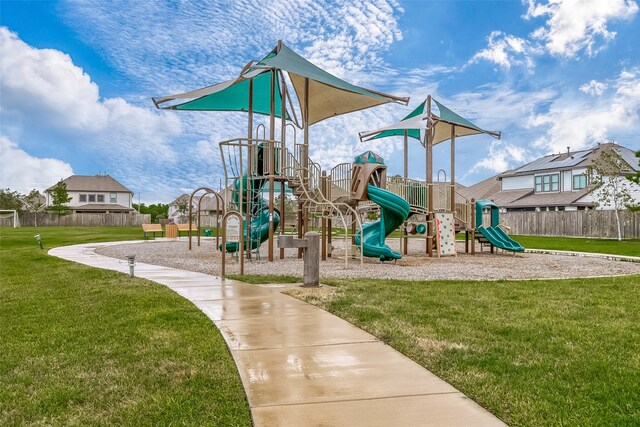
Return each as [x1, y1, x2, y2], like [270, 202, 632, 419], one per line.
[50, 241, 505, 427]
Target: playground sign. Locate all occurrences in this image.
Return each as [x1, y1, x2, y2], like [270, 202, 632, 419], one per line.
[226, 216, 240, 242]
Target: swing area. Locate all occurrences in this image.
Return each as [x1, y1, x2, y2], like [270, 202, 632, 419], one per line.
[153, 40, 524, 275]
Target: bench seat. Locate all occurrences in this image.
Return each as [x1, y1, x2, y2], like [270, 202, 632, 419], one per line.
[142, 224, 163, 238]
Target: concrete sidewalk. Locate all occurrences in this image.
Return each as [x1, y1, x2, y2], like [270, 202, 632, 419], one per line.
[50, 242, 506, 427]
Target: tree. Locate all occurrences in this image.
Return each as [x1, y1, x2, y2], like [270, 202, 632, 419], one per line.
[48, 180, 72, 216]
[625, 150, 640, 212]
[133, 203, 169, 222]
[0, 188, 23, 211]
[23, 189, 45, 226]
[175, 195, 191, 223]
[587, 149, 634, 240]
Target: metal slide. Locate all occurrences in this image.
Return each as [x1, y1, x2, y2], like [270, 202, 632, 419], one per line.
[355, 184, 411, 261]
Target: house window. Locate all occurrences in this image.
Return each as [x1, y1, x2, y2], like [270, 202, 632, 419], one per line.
[88, 194, 96, 202]
[79, 194, 87, 203]
[97, 194, 105, 203]
[573, 174, 587, 190]
[110, 193, 117, 203]
[535, 173, 559, 192]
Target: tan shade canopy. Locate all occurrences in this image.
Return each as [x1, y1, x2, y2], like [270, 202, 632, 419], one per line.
[153, 42, 409, 127]
[258, 43, 408, 125]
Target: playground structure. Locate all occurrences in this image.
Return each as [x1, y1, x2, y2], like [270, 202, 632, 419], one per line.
[153, 41, 524, 272]
[475, 200, 525, 253]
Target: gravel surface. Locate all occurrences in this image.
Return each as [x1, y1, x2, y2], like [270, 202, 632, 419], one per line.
[94, 237, 639, 281]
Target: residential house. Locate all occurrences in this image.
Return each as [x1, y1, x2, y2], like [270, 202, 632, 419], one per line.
[45, 175, 134, 213]
[461, 143, 639, 212]
[168, 192, 223, 225]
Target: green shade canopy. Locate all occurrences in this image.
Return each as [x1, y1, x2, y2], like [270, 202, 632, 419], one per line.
[363, 101, 425, 142]
[154, 70, 287, 118]
[359, 97, 500, 145]
[153, 41, 409, 126]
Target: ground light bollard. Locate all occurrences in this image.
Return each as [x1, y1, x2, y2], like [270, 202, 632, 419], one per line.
[277, 231, 320, 287]
[126, 255, 135, 278]
[34, 234, 43, 250]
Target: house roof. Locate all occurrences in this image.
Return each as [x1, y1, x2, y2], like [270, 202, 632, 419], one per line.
[458, 173, 504, 201]
[169, 194, 190, 206]
[198, 194, 223, 211]
[170, 193, 224, 211]
[500, 142, 638, 178]
[71, 203, 133, 212]
[487, 189, 534, 207]
[46, 175, 132, 193]
[503, 188, 592, 208]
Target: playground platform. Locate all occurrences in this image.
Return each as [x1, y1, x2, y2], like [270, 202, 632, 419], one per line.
[50, 241, 505, 427]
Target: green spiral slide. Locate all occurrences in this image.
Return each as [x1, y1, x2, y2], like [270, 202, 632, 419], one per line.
[355, 184, 411, 262]
[222, 175, 280, 253]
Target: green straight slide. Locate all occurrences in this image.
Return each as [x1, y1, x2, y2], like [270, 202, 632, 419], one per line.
[476, 226, 525, 252]
[355, 184, 411, 261]
[474, 199, 524, 252]
[222, 176, 280, 253]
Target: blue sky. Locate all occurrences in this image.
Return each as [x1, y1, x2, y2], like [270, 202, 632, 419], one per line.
[1, 0, 639, 203]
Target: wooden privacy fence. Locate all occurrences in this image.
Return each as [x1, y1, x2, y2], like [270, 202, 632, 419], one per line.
[6, 213, 151, 227]
[496, 210, 640, 239]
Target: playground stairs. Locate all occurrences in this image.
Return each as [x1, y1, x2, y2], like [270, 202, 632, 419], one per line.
[281, 148, 362, 235]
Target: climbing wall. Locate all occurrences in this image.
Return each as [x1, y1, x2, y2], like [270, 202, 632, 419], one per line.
[435, 212, 456, 257]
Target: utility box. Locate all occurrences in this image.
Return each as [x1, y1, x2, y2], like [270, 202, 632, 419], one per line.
[165, 224, 178, 238]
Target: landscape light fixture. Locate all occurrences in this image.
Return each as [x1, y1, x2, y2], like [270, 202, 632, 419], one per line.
[126, 255, 136, 278]
[34, 234, 43, 250]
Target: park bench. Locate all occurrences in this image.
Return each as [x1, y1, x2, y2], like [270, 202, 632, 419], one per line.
[177, 223, 199, 237]
[142, 223, 164, 238]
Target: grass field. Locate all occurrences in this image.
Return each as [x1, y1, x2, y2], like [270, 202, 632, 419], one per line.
[0, 227, 251, 426]
[232, 274, 640, 426]
[3, 226, 638, 425]
[511, 235, 640, 257]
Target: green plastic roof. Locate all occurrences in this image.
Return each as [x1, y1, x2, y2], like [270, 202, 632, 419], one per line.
[354, 150, 385, 165]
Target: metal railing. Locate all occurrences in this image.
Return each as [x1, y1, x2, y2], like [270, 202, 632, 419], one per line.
[386, 178, 430, 214]
[329, 163, 352, 201]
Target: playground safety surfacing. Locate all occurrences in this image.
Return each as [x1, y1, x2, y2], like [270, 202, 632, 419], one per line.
[50, 241, 505, 426]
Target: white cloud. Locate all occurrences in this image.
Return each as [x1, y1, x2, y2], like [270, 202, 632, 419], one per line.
[529, 68, 640, 153]
[0, 27, 186, 202]
[0, 136, 74, 193]
[579, 79, 608, 95]
[0, 27, 182, 162]
[60, 0, 404, 91]
[525, 0, 639, 57]
[469, 140, 531, 174]
[469, 31, 538, 69]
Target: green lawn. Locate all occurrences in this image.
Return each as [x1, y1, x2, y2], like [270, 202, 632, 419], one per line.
[511, 235, 640, 257]
[231, 273, 640, 426]
[0, 227, 251, 426]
